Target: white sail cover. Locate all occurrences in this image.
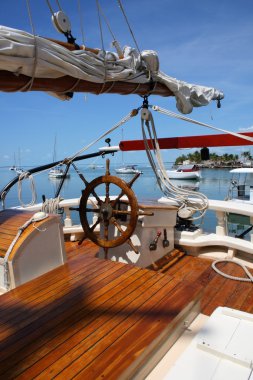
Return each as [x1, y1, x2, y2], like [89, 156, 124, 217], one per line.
[0, 26, 223, 114]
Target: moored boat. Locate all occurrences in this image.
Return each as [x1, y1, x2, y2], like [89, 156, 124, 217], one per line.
[115, 165, 143, 174]
[48, 165, 70, 178]
[166, 164, 200, 180]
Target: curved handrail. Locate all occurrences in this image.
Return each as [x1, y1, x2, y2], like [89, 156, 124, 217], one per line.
[0, 149, 117, 208]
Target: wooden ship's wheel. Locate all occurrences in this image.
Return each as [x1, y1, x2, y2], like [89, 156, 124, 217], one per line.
[79, 159, 145, 256]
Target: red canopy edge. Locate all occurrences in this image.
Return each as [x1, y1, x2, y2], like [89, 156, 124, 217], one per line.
[119, 132, 253, 151]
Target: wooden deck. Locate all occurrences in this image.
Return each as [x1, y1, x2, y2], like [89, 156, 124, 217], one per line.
[0, 240, 201, 379]
[0, 238, 253, 379]
[66, 241, 253, 316]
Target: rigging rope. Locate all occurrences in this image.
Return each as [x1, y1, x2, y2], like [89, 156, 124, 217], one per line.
[116, 0, 141, 55]
[141, 109, 208, 220]
[96, 0, 105, 52]
[63, 108, 138, 163]
[46, 0, 63, 14]
[153, 106, 253, 144]
[17, 0, 38, 92]
[95, 0, 108, 93]
[97, 1, 118, 42]
[77, 0, 85, 46]
[55, 0, 63, 11]
[97, 1, 123, 58]
[45, 0, 55, 15]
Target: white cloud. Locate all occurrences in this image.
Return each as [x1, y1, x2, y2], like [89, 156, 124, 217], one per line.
[238, 126, 253, 132]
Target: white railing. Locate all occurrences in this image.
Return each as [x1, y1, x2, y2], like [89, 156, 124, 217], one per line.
[13, 196, 253, 246]
[208, 199, 253, 241]
[14, 196, 110, 241]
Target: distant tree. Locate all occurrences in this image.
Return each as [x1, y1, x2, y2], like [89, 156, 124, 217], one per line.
[175, 154, 187, 165]
[210, 153, 219, 162]
[174, 150, 241, 165]
[241, 151, 252, 161]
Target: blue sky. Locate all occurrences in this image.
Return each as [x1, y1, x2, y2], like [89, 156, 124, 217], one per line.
[0, 0, 253, 167]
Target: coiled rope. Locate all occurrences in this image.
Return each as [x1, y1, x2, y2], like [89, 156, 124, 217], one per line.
[141, 109, 209, 221]
[212, 259, 253, 282]
[42, 196, 62, 214]
[18, 171, 37, 207]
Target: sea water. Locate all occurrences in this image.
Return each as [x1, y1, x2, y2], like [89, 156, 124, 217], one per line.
[0, 165, 249, 235]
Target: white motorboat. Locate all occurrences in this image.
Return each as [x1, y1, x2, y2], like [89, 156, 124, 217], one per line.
[115, 165, 143, 174]
[166, 164, 200, 179]
[48, 165, 70, 179]
[14, 167, 24, 174]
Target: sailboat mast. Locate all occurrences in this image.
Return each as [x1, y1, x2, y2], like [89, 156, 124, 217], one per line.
[52, 135, 57, 162]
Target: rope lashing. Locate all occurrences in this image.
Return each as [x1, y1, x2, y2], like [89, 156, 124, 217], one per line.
[141, 107, 208, 221]
[42, 196, 63, 214]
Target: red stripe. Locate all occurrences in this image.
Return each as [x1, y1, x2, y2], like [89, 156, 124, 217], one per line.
[119, 132, 253, 151]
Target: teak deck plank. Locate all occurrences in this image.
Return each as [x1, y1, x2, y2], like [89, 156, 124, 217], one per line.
[1, 236, 253, 379]
[24, 274, 173, 379]
[164, 254, 253, 315]
[0, 242, 201, 379]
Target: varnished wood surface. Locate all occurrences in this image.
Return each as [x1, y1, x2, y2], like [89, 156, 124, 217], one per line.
[66, 240, 253, 316]
[0, 210, 35, 258]
[0, 209, 59, 260]
[0, 71, 173, 97]
[0, 240, 201, 379]
[163, 252, 253, 316]
[1, 235, 253, 379]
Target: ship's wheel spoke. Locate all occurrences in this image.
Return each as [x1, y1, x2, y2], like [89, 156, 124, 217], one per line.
[89, 218, 101, 232]
[105, 182, 110, 203]
[111, 217, 139, 254]
[110, 191, 126, 208]
[111, 172, 140, 208]
[90, 190, 103, 206]
[85, 207, 100, 213]
[103, 221, 109, 241]
[112, 209, 132, 216]
[79, 159, 139, 249]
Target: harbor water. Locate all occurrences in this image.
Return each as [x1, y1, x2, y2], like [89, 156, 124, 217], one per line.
[0, 165, 251, 235]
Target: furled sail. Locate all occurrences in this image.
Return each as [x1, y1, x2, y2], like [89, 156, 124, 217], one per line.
[0, 26, 223, 114]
